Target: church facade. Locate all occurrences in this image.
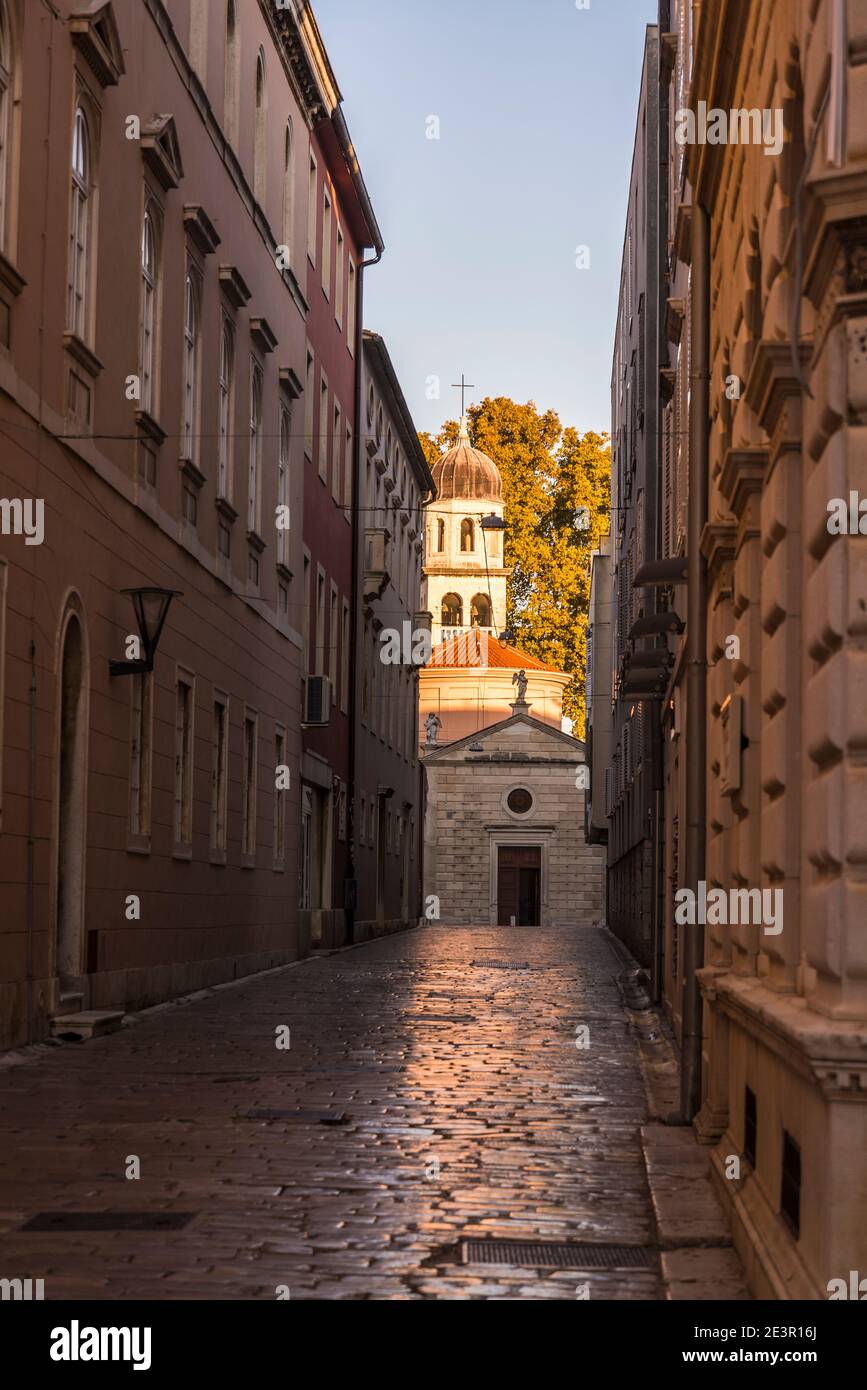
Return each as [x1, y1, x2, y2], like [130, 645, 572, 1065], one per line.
[419, 417, 605, 927]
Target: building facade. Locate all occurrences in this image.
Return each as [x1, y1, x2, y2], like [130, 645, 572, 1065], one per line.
[355, 330, 433, 938]
[604, 23, 666, 972]
[585, 535, 613, 851]
[297, 35, 382, 950]
[0, 0, 379, 1050]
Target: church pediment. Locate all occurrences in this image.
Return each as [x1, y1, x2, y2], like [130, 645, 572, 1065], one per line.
[424, 712, 586, 764]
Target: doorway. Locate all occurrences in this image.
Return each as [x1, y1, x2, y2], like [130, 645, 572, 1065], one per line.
[497, 845, 541, 925]
[55, 611, 88, 1002]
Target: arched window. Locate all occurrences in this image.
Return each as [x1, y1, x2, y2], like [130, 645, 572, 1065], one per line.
[441, 593, 462, 627]
[470, 593, 492, 628]
[0, 1, 13, 253]
[248, 361, 263, 532]
[282, 119, 294, 257]
[253, 50, 266, 204]
[67, 106, 91, 338]
[436, 518, 445, 552]
[218, 317, 234, 498]
[182, 270, 201, 462]
[460, 518, 474, 552]
[224, 0, 240, 144]
[139, 207, 158, 414]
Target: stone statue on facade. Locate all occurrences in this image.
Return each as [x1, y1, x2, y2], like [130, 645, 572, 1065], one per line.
[424, 712, 442, 745]
[512, 669, 528, 703]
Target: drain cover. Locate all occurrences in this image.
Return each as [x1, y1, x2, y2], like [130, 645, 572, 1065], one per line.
[244, 1108, 347, 1124]
[461, 1240, 654, 1270]
[471, 961, 531, 971]
[22, 1211, 195, 1232]
[405, 1014, 477, 1024]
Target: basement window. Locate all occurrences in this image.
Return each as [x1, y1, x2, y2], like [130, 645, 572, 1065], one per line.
[780, 1131, 801, 1239]
[744, 1086, 757, 1169]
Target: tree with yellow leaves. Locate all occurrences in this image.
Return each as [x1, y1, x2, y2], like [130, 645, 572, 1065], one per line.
[420, 397, 610, 736]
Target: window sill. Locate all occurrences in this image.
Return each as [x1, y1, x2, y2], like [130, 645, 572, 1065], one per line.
[0, 249, 26, 299]
[126, 833, 152, 855]
[180, 456, 206, 489]
[63, 331, 103, 378]
[172, 843, 193, 861]
[240, 853, 256, 870]
[215, 495, 238, 523]
[135, 408, 166, 446]
[210, 848, 227, 867]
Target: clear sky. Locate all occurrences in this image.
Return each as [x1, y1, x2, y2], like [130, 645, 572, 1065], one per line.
[312, 0, 658, 439]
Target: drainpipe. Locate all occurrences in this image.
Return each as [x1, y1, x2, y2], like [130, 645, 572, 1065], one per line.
[681, 201, 709, 1122]
[26, 642, 37, 1044]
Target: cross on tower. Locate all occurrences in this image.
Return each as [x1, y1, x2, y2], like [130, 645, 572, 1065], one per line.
[451, 373, 476, 416]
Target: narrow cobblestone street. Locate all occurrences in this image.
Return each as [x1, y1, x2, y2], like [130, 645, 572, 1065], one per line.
[0, 926, 666, 1299]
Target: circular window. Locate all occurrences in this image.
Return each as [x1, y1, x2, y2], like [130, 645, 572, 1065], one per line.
[506, 787, 533, 815]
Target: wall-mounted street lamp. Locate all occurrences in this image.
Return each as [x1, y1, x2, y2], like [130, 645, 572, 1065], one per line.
[109, 587, 182, 677]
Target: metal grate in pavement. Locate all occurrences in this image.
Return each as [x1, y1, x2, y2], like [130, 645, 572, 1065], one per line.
[244, 1108, 347, 1124]
[461, 1240, 655, 1270]
[22, 1211, 196, 1232]
[405, 1014, 477, 1024]
[471, 961, 531, 970]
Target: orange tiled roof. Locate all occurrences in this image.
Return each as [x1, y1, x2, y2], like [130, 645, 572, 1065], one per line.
[428, 630, 557, 671]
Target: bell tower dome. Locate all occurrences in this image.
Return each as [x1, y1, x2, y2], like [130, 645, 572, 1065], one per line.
[423, 416, 508, 646]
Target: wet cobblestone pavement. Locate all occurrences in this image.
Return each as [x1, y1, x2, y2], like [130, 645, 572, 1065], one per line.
[0, 925, 664, 1299]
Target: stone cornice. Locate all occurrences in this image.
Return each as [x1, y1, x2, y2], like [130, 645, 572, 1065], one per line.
[700, 519, 738, 588]
[703, 971, 867, 1101]
[719, 446, 767, 517]
[744, 340, 811, 438]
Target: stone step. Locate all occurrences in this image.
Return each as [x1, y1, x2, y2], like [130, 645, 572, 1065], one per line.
[51, 1010, 124, 1040]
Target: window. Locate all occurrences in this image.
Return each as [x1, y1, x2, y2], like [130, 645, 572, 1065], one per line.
[318, 374, 328, 482]
[211, 693, 228, 857]
[321, 186, 331, 296]
[302, 551, 311, 672]
[315, 569, 325, 674]
[460, 518, 474, 552]
[138, 442, 156, 491]
[335, 224, 344, 325]
[242, 710, 258, 860]
[470, 593, 492, 628]
[441, 593, 462, 627]
[218, 519, 231, 563]
[436, 518, 445, 552]
[253, 51, 266, 205]
[359, 794, 366, 845]
[139, 207, 159, 415]
[341, 599, 350, 713]
[248, 360, 263, 532]
[347, 256, 356, 349]
[274, 723, 287, 868]
[277, 407, 290, 565]
[129, 673, 153, 839]
[224, 0, 240, 144]
[0, 1, 13, 253]
[182, 483, 197, 528]
[182, 269, 201, 463]
[304, 345, 314, 457]
[332, 400, 342, 501]
[218, 317, 234, 498]
[282, 120, 293, 258]
[344, 425, 353, 511]
[174, 673, 195, 850]
[362, 618, 370, 723]
[507, 787, 533, 816]
[329, 583, 338, 684]
[307, 151, 317, 262]
[67, 105, 92, 339]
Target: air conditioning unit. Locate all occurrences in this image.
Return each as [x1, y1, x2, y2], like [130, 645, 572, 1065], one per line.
[304, 675, 332, 726]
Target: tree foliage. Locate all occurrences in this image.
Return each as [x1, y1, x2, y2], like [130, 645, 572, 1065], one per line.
[420, 397, 610, 736]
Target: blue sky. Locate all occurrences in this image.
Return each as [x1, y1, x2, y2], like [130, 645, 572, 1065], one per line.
[313, 0, 657, 439]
